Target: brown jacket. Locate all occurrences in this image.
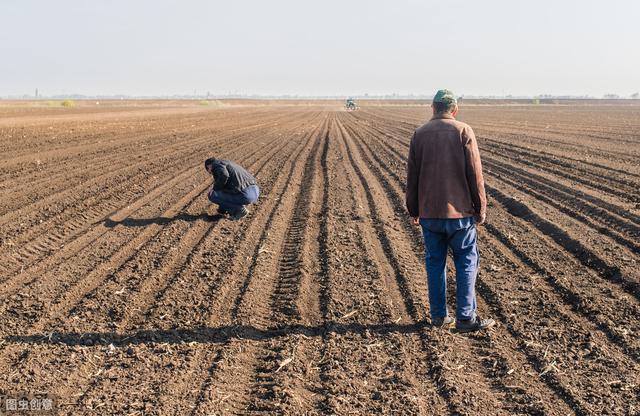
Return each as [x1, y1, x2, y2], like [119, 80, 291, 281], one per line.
[406, 113, 487, 219]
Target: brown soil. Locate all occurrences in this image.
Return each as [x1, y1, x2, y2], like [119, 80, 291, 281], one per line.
[0, 102, 638, 415]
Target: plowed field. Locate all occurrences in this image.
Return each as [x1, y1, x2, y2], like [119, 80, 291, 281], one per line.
[1, 102, 638, 415]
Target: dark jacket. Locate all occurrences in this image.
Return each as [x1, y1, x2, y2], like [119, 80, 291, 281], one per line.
[406, 113, 486, 219]
[210, 159, 257, 194]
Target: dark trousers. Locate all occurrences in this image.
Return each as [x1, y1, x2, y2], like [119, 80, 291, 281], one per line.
[208, 185, 260, 212]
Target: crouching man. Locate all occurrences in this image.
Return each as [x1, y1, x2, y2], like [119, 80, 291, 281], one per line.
[205, 157, 260, 220]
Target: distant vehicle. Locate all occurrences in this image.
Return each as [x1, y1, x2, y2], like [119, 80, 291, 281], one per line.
[345, 98, 358, 111]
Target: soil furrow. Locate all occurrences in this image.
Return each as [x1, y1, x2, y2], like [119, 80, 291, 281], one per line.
[329, 117, 455, 415]
[186, 118, 327, 416]
[479, 137, 640, 203]
[483, 156, 640, 254]
[483, 154, 640, 234]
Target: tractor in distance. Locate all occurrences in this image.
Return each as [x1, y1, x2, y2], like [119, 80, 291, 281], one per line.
[345, 97, 359, 111]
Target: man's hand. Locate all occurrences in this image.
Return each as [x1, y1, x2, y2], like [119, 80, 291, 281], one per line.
[412, 217, 420, 226]
[475, 213, 486, 225]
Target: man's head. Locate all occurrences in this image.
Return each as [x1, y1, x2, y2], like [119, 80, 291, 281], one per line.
[432, 89, 458, 116]
[204, 157, 216, 174]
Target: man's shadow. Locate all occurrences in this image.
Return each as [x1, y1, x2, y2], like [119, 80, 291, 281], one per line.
[5, 322, 432, 347]
[102, 212, 223, 228]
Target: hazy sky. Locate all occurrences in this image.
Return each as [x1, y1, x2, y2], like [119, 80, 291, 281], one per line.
[2, 0, 638, 97]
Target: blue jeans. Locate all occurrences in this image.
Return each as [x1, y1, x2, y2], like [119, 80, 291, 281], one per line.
[208, 185, 260, 213]
[419, 217, 478, 321]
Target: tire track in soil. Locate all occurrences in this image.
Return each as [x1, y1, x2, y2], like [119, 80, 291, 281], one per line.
[214, 118, 329, 415]
[0, 113, 324, 412]
[313, 123, 333, 414]
[184, 118, 329, 416]
[244, 123, 331, 415]
[339, 112, 639, 414]
[322, 117, 454, 415]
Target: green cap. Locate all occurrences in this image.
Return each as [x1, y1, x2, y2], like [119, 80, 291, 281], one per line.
[433, 89, 457, 104]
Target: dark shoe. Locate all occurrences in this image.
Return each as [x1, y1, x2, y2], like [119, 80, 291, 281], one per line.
[456, 316, 496, 333]
[217, 207, 230, 215]
[431, 316, 455, 327]
[231, 206, 249, 220]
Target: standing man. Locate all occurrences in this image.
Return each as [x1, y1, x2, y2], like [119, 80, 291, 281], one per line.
[205, 157, 260, 220]
[406, 89, 495, 332]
